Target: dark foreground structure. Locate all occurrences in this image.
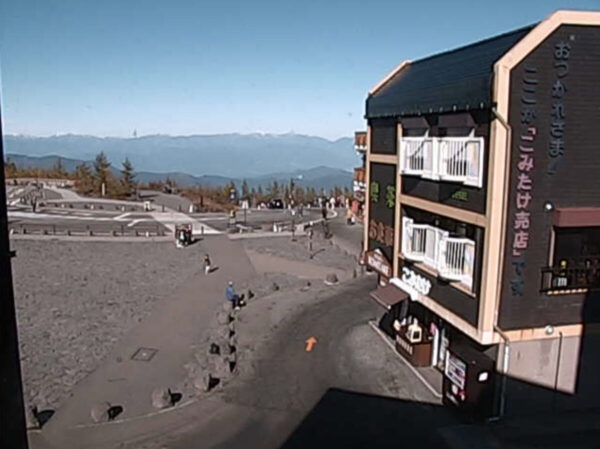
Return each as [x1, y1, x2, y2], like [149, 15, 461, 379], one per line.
[361, 10, 600, 418]
[0, 97, 29, 445]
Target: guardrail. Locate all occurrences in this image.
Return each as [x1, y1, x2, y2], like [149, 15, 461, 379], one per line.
[9, 223, 167, 238]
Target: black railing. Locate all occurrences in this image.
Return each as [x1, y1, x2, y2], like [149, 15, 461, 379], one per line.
[541, 264, 600, 292]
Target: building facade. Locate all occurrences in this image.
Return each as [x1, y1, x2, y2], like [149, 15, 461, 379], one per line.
[351, 131, 367, 220]
[362, 10, 600, 416]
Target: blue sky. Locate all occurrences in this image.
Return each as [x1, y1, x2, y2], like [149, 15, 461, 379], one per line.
[0, 0, 597, 139]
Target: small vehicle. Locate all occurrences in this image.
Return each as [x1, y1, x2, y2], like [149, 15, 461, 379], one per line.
[268, 198, 284, 209]
[175, 224, 193, 247]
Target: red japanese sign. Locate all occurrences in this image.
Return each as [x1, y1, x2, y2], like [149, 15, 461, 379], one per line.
[368, 219, 394, 248]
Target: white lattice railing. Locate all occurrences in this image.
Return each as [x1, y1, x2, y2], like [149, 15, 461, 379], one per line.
[439, 237, 475, 288]
[399, 135, 484, 188]
[402, 217, 475, 289]
[401, 138, 433, 175]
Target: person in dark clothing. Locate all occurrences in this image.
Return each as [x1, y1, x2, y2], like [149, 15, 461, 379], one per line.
[203, 254, 212, 274]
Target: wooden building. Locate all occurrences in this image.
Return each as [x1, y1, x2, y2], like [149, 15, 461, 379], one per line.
[362, 10, 600, 416]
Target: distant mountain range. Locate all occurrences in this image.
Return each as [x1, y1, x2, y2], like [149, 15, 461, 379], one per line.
[5, 153, 352, 191]
[4, 133, 358, 178]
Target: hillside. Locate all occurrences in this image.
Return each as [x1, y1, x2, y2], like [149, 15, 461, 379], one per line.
[5, 154, 352, 190]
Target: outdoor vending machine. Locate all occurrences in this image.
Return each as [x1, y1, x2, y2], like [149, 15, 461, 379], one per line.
[442, 342, 496, 420]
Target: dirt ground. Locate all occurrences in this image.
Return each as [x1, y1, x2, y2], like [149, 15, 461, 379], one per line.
[11, 239, 205, 411]
[240, 232, 358, 272]
[10, 232, 359, 417]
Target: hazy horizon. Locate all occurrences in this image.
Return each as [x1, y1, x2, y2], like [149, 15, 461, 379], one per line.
[3, 130, 353, 142]
[2, 0, 597, 139]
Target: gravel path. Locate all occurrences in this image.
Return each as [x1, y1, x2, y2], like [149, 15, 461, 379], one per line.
[11, 239, 205, 412]
[241, 232, 358, 272]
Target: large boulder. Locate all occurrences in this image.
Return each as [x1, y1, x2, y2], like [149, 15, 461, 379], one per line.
[209, 357, 233, 381]
[223, 351, 237, 363]
[215, 325, 231, 341]
[90, 402, 111, 423]
[324, 273, 339, 285]
[216, 311, 231, 325]
[193, 370, 214, 393]
[151, 388, 172, 409]
[25, 407, 39, 429]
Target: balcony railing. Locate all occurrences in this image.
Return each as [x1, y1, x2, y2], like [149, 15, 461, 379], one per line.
[541, 263, 600, 293]
[399, 135, 484, 188]
[355, 131, 367, 151]
[354, 167, 366, 183]
[402, 217, 475, 289]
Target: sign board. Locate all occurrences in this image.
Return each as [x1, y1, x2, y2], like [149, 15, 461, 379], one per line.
[400, 266, 432, 298]
[445, 351, 467, 390]
[365, 249, 392, 278]
[241, 200, 249, 210]
[368, 162, 397, 262]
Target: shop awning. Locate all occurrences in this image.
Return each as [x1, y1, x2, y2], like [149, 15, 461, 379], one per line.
[370, 284, 408, 310]
[554, 207, 600, 227]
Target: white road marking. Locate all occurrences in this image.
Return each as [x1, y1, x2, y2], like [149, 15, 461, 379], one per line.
[114, 212, 131, 221]
[127, 219, 145, 227]
[7, 211, 115, 221]
[149, 211, 221, 235]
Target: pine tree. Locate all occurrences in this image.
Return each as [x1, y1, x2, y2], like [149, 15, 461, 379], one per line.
[120, 157, 136, 197]
[5, 157, 18, 178]
[53, 157, 67, 178]
[268, 180, 280, 199]
[93, 152, 111, 196]
[74, 163, 94, 195]
[241, 179, 250, 198]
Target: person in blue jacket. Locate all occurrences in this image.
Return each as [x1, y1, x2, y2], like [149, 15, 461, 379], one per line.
[226, 281, 241, 310]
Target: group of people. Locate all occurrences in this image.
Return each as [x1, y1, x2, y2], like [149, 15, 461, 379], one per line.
[175, 224, 193, 248]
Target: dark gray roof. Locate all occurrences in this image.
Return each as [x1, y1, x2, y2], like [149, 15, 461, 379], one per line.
[366, 25, 535, 119]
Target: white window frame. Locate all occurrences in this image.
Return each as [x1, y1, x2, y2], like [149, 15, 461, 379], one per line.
[438, 237, 475, 289]
[438, 135, 484, 188]
[400, 135, 436, 179]
[401, 216, 475, 290]
[399, 131, 484, 188]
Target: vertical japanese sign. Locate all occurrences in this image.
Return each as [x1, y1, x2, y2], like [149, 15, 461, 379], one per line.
[367, 163, 397, 262]
[510, 66, 538, 297]
[368, 181, 395, 247]
[548, 41, 571, 175]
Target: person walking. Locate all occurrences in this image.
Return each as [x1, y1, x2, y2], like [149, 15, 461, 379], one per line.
[203, 254, 212, 275]
[307, 225, 314, 252]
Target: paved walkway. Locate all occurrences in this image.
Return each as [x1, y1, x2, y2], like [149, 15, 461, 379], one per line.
[328, 213, 363, 257]
[246, 250, 350, 282]
[45, 187, 82, 202]
[39, 235, 256, 448]
[149, 210, 221, 235]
